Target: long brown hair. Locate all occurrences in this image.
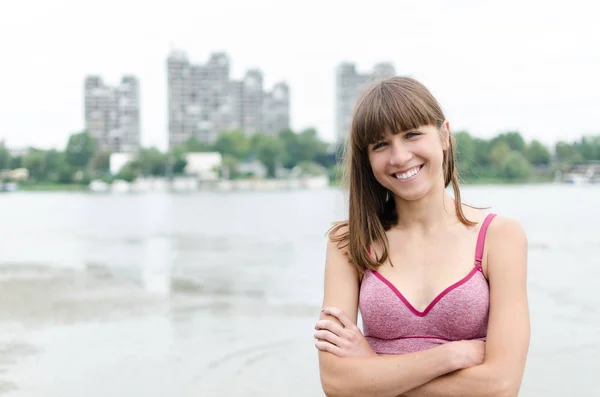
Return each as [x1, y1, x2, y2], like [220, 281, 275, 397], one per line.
[330, 76, 476, 275]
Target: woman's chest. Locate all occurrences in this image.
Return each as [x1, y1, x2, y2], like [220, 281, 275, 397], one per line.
[359, 269, 490, 341]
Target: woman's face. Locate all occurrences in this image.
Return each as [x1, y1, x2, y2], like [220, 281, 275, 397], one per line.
[367, 122, 449, 202]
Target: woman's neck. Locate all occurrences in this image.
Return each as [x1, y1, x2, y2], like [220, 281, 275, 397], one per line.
[393, 184, 458, 234]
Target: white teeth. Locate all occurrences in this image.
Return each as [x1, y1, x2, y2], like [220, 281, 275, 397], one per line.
[394, 166, 420, 180]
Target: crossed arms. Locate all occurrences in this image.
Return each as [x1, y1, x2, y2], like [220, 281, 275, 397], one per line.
[317, 217, 530, 397]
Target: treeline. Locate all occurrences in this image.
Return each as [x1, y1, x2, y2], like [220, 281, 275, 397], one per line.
[116, 128, 336, 182]
[0, 128, 336, 184]
[0, 132, 103, 185]
[454, 131, 600, 181]
[0, 128, 599, 186]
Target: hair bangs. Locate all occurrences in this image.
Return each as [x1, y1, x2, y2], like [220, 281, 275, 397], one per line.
[351, 78, 444, 151]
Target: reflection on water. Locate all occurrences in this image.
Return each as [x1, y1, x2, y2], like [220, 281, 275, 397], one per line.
[141, 236, 172, 297]
[0, 186, 598, 396]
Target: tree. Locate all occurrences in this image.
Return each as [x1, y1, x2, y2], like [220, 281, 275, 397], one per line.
[526, 140, 551, 166]
[22, 149, 46, 181]
[473, 138, 491, 167]
[555, 141, 582, 164]
[56, 155, 74, 184]
[279, 129, 301, 168]
[220, 154, 243, 179]
[576, 136, 600, 161]
[90, 152, 111, 176]
[249, 133, 286, 178]
[116, 162, 138, 182]
[214, 130, 249, 159]
[490, 131, 527, 153]
[137, 147, 168, 176]
[454, 131, 476, 172]
[66, 131, 96, 169]
[183, 137, 214, 152]
[279, 128, 328, 168]
[502, 151, 531, 180]
[297, 161, 327, 176]
[0, 141, 10, 170]
[167, 146, 188, 175]
[489, 142, 511, 167]
[43, 150, 63, 181]
[315, 149, 338, 169]
[0, 146, 9, 171]
[10, 156, 22, 170]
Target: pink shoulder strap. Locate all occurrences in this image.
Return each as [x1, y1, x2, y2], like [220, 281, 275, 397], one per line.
[475, 213, 496, 265]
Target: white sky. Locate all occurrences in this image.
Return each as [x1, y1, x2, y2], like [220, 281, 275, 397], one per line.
[1, 0, 599, 151]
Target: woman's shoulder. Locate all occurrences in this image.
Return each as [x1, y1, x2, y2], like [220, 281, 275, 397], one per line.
[470, 212, 528, 278]
[486, 213, 527, 242]
[463, 207, 527, 252]
[463, 206, 526, 239]
[324, 221, 362, 281]
[484, 214, 528, 273]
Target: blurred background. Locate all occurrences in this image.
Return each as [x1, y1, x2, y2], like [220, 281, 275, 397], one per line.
[0, 0, 599, 396]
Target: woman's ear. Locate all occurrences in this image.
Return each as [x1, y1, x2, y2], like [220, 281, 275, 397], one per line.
[440, 121, 450, 150]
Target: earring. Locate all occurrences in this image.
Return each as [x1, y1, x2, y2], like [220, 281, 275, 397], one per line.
[385, 190, 390, 202]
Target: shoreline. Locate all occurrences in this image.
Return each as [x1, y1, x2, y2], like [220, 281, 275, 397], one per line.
[1, 179, 581, 193]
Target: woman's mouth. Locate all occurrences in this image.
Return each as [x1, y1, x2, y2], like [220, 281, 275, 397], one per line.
[393, 165, 424, 181]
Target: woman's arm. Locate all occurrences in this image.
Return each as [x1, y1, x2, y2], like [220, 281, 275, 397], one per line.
[318, 229, 478, 397]
[402, 217, 531, 397]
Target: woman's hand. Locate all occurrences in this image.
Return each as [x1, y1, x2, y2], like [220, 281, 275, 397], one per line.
[314, 306, 377, 358]
[448, 339, 486, 369]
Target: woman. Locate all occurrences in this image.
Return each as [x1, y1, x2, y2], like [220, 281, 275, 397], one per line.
[314, 77, 530, 397]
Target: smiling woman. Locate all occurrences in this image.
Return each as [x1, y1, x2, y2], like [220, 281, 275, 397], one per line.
[315, 77, 530, 397]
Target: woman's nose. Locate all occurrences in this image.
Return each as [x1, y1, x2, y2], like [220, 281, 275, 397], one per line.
[389, 142, 413, 167]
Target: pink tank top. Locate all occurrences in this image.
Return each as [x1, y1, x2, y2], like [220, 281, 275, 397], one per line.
[359, 213, 496, 354]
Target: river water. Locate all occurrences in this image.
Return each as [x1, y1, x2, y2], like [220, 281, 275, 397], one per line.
[0, 184, 598, 396]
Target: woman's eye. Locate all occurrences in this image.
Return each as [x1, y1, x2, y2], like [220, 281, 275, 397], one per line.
[373, 142, 387, 150]
[405, 132, 422, 139]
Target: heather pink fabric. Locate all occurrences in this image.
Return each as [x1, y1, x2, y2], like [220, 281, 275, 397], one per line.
[359, 213, 496, 354]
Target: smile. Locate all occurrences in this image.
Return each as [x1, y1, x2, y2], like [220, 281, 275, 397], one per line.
[393, 165, 423, 181]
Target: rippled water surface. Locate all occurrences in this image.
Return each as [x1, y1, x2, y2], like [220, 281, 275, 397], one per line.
[0, 185, 598, 396]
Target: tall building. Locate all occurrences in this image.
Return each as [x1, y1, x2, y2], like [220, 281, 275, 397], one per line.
[241, 69, 264, 135]
[227, 80, 244, 131]
[167, 51, 229, 147]
[263, 82, 291, 136]
[335, 62, 395, 144]
[84, 75, 140, 153]
[167, 50, 290, 148]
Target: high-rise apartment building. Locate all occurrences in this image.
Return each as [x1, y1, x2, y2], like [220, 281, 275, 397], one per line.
[167, 51, 229, 146]
[84, 75, 140, 153]
[335, 62, 396, 144]
[167, 50, 290, 148]
[263, 82, 291, 136]
[241, 69, 264, 136]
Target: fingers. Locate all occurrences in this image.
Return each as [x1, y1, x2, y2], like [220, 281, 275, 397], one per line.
[321, 307, 355, 329]
[314, 319, 345, 336]
[315, 340, 343, 356]
[314, 330, 342, 346]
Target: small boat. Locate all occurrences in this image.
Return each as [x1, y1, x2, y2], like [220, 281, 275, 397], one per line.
[0, 182, 18, 192]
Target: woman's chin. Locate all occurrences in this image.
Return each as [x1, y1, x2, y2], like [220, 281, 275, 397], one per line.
[390, 181, 438, 202]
